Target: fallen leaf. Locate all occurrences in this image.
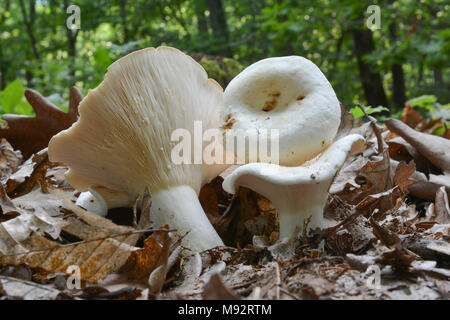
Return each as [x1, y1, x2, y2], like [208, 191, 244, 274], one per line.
[0, 139, 22, 179]
[385, 118, 450, 173]
[0, 275, 61, 300]
[421, 187, 450, 224]
[394, 161, 416, 192]
[0, 189, 152, 283]
[402, 105, 423, 128]
[120, 225, 171, 282]
[3, 149, 58, 198]
[0, 87, 82, 160]
[199, 176, 232, 226]
[202, 273, 240, 300]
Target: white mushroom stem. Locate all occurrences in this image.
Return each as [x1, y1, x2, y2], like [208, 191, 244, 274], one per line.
[150, 185, 224, 253]
[76, 190, 108, 217]
[222, 134, 365, 240]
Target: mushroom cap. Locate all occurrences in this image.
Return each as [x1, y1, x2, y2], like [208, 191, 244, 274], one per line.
[222, 134, 364, 238]
[49, 46, 226, 202]
[222, 56, 341, 166]
[223, 134, 364, 194]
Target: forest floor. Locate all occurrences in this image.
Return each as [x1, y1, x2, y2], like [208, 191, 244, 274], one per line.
[0, 105, 449, 300]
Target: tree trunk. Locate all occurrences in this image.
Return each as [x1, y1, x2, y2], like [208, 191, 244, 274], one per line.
[0, 1, 8, 89]
[19, 0, 40, 60]
[119, 0, 130, 43]
[388, 21, 406, 111]
[277, 0, 293, 55]
[64, 1, 78, 84]
[19, 0, 40, 87]
[391, 63, 406, 110]
[352, 28, 388, 108]
[194, 0, 209, 35]
[206, 0, 232, 57]
[434, 68, 443, 88]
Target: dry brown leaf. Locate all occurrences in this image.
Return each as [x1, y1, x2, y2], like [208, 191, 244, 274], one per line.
[220, 187, 278, 248]
[199, 176, 232, 226]
[120, 225, 171, 282]
[334, 104, 354, 141]
[3, 148, 59, 198]
[394, 161, 416, 192]
[0, 274, 61, 300]
[387, 137, 433, 176]
[202, 273, 240, 300]
[408, 181, 450, 201]
[0, 188, 150, 283]
[403, 237, 450, 268]
[0, 139, 22, 179]
[402, 105, 423, 128]
[385, 118, 450, 173]
[370, 215, 400, 248]
[422, 186, 450, 224]
[0, 87, 82, 160]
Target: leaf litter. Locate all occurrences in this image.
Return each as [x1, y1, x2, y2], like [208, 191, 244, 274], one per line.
[1, 103, 450, 300]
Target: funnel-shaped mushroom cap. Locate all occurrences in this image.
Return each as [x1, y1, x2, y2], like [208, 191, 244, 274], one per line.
[49, 46, 225, 205]
[49, 46, 227, 253]
[223, 134, 364, 239]
[222, 56, 341, 166]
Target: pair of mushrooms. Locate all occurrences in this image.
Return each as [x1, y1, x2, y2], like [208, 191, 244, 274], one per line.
[49, 47, 363, 253]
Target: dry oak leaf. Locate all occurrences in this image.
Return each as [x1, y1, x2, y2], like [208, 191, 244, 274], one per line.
[0, 87, 82, 160]
[393, 161, 416, 193]
[0, 275, 61, 300]
[0, 139, 22, 179]
[385, 118, 450, 173]
[120, 225, 171, 282]
[422, 186, 450, 225]
[0, 191, 144, 283]
[202, 273, 240, 300]
[2, 148, 58, 198]
[402, 105, 423, 129]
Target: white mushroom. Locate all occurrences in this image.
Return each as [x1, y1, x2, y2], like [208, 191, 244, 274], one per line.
[49, 46, 228, 253]
[75, 188, 108, 217]
[221, 56, 341, 165]
[222, 134, 364, 240]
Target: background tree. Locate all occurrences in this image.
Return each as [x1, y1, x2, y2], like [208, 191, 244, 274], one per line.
[0, 0, 447, 115]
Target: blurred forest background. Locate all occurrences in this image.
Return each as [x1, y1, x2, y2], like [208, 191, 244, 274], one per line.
[0, 0, 448, 117]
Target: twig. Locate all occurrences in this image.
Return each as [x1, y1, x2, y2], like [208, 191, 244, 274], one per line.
[279, 288, 301, 300]
[0, 275, 60, 293]
[275, 262, 281, 300]
[358, 103, 393, 191]
[1, 227, 175, 258]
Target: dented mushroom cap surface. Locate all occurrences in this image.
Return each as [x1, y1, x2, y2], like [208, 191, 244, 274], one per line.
[222, 56, 341, 165]
[222, 134, 365, 239]
[49, 46, 227, 253]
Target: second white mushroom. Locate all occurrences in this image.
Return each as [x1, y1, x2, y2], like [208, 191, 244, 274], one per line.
[221, 55, 364, 239]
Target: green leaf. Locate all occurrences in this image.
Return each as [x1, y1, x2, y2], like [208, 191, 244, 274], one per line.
[433, 125, 446, 137]
[407, 95, 437, 110]
[0, 79, 24, 113]
[349, 105, 389, 119]
[94, 47, 114, 73]
[12, 100, 33, 115]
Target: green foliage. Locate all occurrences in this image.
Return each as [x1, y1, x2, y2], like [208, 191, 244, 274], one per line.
[199, 57, 243, 88]
[350, 105, 389, 119]
[0, 79, 32, 115]
[407, 95, 438, 110]
[0, 0, 447, 116]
